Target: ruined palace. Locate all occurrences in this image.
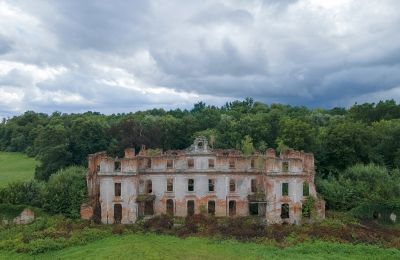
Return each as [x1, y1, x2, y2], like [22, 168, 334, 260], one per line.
[83, 137, 325, 224]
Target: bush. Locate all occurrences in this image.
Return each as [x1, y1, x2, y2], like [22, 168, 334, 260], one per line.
[143, 214, 174, 233]
[43, 166, 87, 218]
[0, 180, 45, 207]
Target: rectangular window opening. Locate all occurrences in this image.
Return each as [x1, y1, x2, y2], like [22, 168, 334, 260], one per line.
[146, 180, 152, 194]
[251, 179, 257, 193]
[167, 159, 173, 169]
[229, 179, 236, 192]
[188, 158, 194, 168]
[114, 161, 121, 172]
[229, 159, 235, 169]
[282, 183, 289, 196]
[208, 179, 215, 192]
[115, 183, 121, 197]
[188, 179, 194, 192]
[208, 159, 215, 168]
[167, 178, 173, 192]
[251, 159, 255, 169]
[208, 200, 215, 215]
[281, 203, 289, 219]
[282, 161, 289, 172]
[187, 200, 195, 216]
[303, 182, 310, 197]
[229, 200, 236, 216]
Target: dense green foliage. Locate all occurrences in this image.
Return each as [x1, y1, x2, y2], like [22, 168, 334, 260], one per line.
[43, 166, 87, 218]
[1, 98, 400, 212]
[0, 152, 37, 187]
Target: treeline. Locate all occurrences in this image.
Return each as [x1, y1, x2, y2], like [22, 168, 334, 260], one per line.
[1, 98, 400, 211]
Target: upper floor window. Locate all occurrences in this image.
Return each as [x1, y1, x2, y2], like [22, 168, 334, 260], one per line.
[96, 164, 100, 172]
[114, 161, 121, 172]
[187, 158, 194, 168]
[188, 179, 194, 192]
[147, 159, 152, 169]
[229, 179, 236, 192]
[251, 179, 257, 193]
[282, 183, 289, 196]
[115, 183, 121, 196]
[167, 159, 173, 169]
[251, 159, 255, 169]
[208, 159, 215, 168]
[208, 179, 215, 192]
[167, 178, 173, 192]
[146, 180, 152, 194]
[303, 182, 310, 196]
[282, 161, 289, 172]
[229, 159, 235, 169]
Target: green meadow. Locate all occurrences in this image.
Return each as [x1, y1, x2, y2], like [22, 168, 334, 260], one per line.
[0, 152, 37, 187]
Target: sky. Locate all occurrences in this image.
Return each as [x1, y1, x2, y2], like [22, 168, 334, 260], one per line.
[0, 0, 400, 117]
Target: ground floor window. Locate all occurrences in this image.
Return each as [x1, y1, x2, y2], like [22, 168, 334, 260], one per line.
[114, 204, 122, 224]
[187, 200, 195, 216]
[281, 203, 289, 219]
[166, 199, 174, 215]
[249, 203, 258, 215]
[229, 200, 236, 216]
[208, 200, 215, 215]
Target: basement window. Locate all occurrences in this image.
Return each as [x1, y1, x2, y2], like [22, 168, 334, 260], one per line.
[282, 183, 289, 196]
[114, 161, 121, 172]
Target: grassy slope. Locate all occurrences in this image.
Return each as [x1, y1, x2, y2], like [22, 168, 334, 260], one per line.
[0, 152, 37, 187]
[1, 233, 400, 260]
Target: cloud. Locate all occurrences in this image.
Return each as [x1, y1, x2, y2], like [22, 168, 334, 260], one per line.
[0, 0, 400, 117]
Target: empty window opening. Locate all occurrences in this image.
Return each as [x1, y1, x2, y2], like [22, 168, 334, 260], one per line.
[303, 182, 310, 196]
[198, 141, 203, 148]
[114, 161, 121, 172]
[229, 179, 236, 192]
[282, 183, 289, 196]
[167, 178, 173, 192]
[114, 204, 122, 224]
[188, 179, 194, 192]
[188, 158, 194, 168]
[96, 165, 100, 172]
[282, 161, 289, 172]
[187, 200, 195, 216]
[251, 179, 257, 193]
[229, 159, 235, 168]
[229, 200, 236, 216]
[147, 159, 152, 169]
[167, 159, 173, 169]
[208, 200, 215, 215]
[208, 159, 215, 168]
[281, 203, 289, 219]
[251, 159, 255, 169]
[249, 203, 259, 216]
[146, 180, 152, 194]
[144, 201, 154, 215]
[166, 199, 174, 215]
[302, 204, 310, 218]
[115, 183, 121, 197]
[208, 179, 215, 192]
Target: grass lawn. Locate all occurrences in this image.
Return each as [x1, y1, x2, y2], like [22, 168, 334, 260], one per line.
[0, 152, 37, 187]
[1, 233, 400, 260]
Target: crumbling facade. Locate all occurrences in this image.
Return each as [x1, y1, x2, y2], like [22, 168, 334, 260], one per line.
[84, 137, 325, 224]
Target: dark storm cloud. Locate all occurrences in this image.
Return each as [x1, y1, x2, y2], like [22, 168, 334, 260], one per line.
[0, 0, 400, 117]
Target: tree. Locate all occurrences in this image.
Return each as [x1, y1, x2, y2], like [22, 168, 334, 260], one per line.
[44, 166, 87, 218]
[241, 135, 254, 155]
[277, 117, 314, 151]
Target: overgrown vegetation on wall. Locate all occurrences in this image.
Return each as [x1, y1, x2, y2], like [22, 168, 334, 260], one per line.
[1, 98, 400, 214]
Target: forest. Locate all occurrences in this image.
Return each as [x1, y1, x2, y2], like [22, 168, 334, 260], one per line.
[0, 98, 400, 213]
